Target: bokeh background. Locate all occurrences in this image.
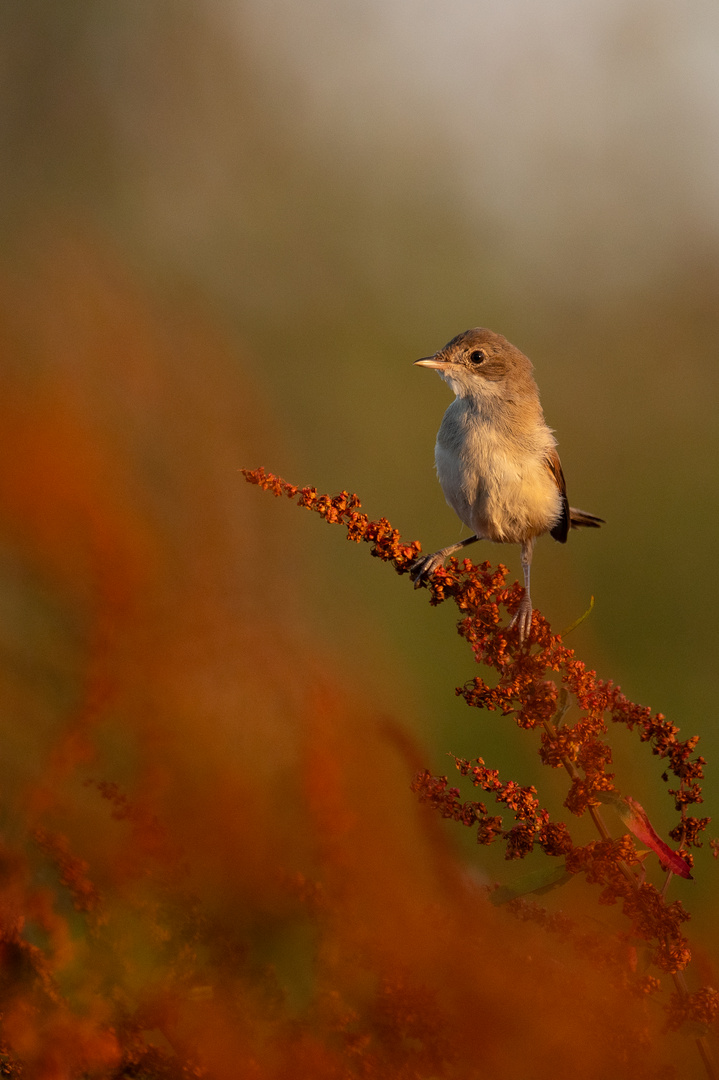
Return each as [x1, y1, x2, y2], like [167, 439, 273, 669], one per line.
[1, 1, 718, 1075]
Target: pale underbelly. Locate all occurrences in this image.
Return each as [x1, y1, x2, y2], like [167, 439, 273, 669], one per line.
[435, 445, 561, 544]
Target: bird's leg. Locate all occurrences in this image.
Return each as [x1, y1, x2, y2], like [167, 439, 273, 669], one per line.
[509, 537, 535, 643]
[409, 534, 479, 588]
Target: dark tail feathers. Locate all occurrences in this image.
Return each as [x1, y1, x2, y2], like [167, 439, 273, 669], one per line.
[569, 507, 604, 529]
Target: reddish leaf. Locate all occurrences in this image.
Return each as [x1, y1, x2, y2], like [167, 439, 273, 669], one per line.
[604, 793, 692, 880]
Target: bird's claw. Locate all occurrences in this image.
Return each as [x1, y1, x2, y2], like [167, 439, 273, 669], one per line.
[408, 552, 446, 588]
[508, 594, 533, 644]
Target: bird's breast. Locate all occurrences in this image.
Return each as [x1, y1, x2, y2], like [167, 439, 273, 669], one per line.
[434, 402, 562, 544]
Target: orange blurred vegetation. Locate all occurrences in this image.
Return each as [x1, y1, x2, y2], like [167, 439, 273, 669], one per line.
[0, 228, 695, 1077]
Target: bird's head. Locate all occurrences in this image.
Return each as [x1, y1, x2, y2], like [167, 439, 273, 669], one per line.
[415, 328, 536, 402]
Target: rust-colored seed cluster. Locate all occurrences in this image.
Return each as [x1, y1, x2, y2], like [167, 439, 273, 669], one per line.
[242, 466, 421, 568]
[243, 467, 718, 1047]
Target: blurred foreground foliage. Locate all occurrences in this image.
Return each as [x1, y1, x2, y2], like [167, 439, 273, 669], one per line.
[0, 235, 714, 1078]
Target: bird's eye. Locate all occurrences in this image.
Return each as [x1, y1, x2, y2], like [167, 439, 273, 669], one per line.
[469, 349, 485, 364]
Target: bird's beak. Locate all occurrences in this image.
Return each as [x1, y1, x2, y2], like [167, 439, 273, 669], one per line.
[414, 355, 447, 369]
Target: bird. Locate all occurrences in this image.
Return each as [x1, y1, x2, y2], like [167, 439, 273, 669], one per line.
[410, 327, 603, 642]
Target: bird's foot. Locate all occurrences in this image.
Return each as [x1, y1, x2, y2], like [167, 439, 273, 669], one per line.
[508, 592, 533, 644]
[408, 550, 449, 588]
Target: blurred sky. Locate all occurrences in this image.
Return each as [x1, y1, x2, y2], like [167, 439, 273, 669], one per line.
[2, 0, 719, 886]
[225, 0, 719, 297]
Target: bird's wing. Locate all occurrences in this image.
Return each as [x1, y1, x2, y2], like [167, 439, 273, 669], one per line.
[545, 448, 570, 543]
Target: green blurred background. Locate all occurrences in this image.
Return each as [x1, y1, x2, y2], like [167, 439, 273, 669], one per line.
[2, 0, 718, 917]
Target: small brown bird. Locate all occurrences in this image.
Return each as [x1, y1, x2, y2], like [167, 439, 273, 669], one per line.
[410, 328, 603, 641]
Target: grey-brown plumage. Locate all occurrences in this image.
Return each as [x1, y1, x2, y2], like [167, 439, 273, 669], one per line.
[411, 328, 603, 642]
